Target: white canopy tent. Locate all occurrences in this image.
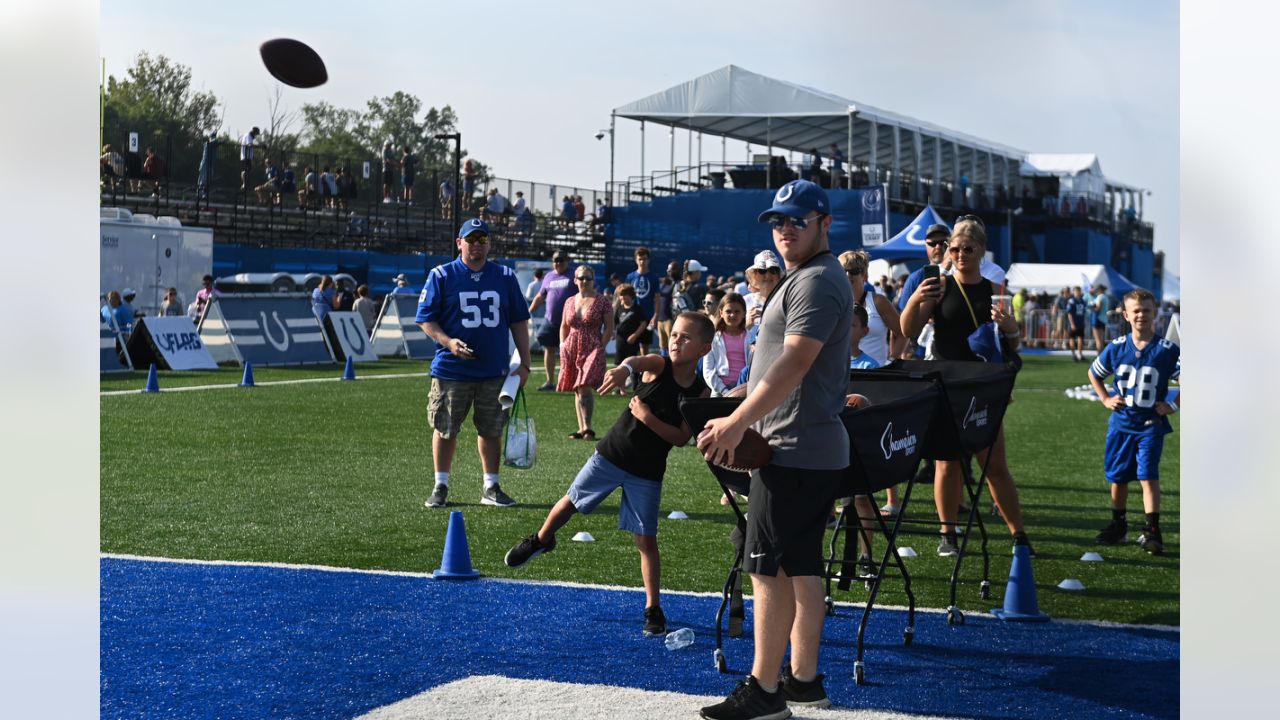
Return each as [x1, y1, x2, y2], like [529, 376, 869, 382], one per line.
[1005, 263, 1139, 295]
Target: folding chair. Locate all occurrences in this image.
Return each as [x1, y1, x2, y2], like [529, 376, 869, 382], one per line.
[826, 371, 942, 684]
[882, 359, 1021, 626]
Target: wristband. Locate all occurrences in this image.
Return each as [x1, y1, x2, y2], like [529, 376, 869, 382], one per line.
[1166, 399, 1178, 413]
[619, 363, 634, 377]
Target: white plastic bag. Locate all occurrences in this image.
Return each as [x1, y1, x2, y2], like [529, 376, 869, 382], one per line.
[503, 389, 537, 469]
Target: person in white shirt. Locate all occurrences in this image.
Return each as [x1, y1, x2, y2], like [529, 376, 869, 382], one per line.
[238, 127, 262, 190]
[744, 250, 783, 328]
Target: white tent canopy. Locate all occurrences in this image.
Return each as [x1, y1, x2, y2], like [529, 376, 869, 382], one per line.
[1005, 263, 1134, 294]
[1162, 272, 1180, 301]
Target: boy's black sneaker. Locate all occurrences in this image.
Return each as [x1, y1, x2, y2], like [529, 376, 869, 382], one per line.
[504, 533, 556, 568]
[1095, 518, 1128, 545]
[700, 676, 790, 720]
[643, 606, 667, 636]
[780, 665, 832, 708]
[1138, 527, 1165, 555]
[424, 483, 449, 508]
[481, 484, 517, 507]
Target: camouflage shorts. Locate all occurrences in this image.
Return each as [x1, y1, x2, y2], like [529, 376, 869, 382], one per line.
[428, 376, 509, 439]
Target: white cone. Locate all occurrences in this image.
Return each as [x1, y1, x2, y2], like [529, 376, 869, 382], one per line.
[1057, 578, 1085, 591]
[1080, 552, 1104, 562]
[897, 547, 918, 557]
[667, 510, 689, 520]
[572, 531, 595, 542]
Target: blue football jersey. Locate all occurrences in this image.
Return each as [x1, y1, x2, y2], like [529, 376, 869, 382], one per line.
[1090, 335, 1181, 435]
[416, 258, 531, 381]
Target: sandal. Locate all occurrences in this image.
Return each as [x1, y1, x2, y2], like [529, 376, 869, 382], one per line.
[582, 429, 597, 440]
[568, 431, 585, 440]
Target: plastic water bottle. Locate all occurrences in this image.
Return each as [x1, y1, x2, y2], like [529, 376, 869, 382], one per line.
[664, 627, 695, 651]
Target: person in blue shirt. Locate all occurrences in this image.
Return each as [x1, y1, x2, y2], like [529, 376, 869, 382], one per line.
[417, 219, 532, 509]
[1088, 289, 1180, 555]
[895, 223, 951, 358]
[1065, 285, 1088, 361]
[311, 275, 336, 321]
[101, 290, 132, 336]
[624, 246, 660, 354]
[848, 303, 881, 370]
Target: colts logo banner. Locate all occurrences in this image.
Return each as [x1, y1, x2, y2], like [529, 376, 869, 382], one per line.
[862, 186, 883, 212]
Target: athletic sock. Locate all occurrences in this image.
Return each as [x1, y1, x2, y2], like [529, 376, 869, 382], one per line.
[434, 472, 450, 487]
[1111, 509, 1126, 522]
[483, 473, 500, 489]
[1145, 512, 1160, 531]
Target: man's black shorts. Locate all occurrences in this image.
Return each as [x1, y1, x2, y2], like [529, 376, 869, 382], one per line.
[536, 322, 560, 350]
[742, 463, 845, 577]
[1069, 324, 1085, 339]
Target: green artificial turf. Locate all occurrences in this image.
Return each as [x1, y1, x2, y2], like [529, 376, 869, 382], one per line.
[100, 355, 1178, 625]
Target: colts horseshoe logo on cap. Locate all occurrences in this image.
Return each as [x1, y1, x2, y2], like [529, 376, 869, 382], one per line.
[775, 183, 795, 203]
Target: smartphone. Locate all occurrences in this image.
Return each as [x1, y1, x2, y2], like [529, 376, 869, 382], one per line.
[922, 264, 940, 281]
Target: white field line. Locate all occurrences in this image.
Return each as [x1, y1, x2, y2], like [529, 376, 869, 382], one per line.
[100, 552, 1179, 633]
[100, 371, 429, 396]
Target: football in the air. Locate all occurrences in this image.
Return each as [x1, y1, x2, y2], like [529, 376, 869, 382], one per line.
[713, 428, 773, 473]
[259, 38, 328, 88]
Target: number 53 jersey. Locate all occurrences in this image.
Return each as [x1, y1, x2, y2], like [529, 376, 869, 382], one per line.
[1090, 335, 1181, 435]
[416, 258, 530, 381]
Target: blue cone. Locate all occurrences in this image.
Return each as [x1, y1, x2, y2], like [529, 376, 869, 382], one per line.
[143, 363, 160, 393]
[432, 510, 481, 579]
[240, 362, 255, 387]
[992, 544, 1051, 622]
[342, 355, 356, 381]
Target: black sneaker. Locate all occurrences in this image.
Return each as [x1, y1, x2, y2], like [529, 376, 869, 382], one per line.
[857, 554, 877, 580]
[1095, 517, 1128, 545]
[504, 532, 556, 568]
[700, 676, 791, 720]
[1013, 530, 1036, 558]
[424, 483, 449, 508]
[643, 606, 667, 636]
[481, 484, 517, 507]
[1138, 527, 1165, 555]
[779, 665, 832, 709]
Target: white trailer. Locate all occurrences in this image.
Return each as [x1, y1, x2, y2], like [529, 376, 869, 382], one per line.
[100, 207, 214, 316]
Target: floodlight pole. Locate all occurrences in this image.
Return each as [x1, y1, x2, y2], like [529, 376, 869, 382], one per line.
[609, 112, 616, 205]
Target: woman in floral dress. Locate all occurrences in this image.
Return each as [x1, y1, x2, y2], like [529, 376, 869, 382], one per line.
[558, 265, 615, 439]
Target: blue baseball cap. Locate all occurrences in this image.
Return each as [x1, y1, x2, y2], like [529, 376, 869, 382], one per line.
[757, 179, 830, 222]
[458, 218, 491, 238]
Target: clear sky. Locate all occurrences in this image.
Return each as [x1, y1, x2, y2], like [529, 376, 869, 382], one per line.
[101, 0, 1179, 273]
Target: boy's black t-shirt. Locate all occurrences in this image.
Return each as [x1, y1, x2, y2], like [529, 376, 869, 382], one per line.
[596, 356, 708, 482]
[614, 303, 649, 343]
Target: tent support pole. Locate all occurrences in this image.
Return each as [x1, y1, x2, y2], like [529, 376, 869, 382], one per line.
[766, 117, 772, 189]
[846, 113, 853, 189]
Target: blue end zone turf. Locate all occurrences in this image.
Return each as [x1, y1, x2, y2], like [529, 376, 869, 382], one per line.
[101, 557, 1177, 719]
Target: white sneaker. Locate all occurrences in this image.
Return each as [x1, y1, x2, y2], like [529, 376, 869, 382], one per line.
[880, 503, 901, 517]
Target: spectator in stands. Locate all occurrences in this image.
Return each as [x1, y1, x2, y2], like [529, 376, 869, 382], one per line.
[160, 287, 184, 316]
[625, 247, 659, 354]
[401, 146, 417, 203]
[194, 274, 220, 321]
[418, 218, 531, 510]
[1076, 196, 1088, 216]
[123, 147, 143, 193]
[559, 265, 613, 439]
[100, 144, 124, 191]
[320, 166, 336, 209]
[702, 292, 750, 397]
[391, 273, 416, 295]
[463, 159, 478, 199]
[255, 157, 281, 206]
[525, 268, 545, 304]
[829, 143, 846, 188]
[807, 147, 826, 186]
[353, 284, 378, 335]
[299, 166, 319, 209]
[512, 190, 527, 217]
[574, 196, 586, 224]
[439, 178, 455, 219]
[382, 142, 398, 203]
[280, 161, 297, 201]
[333, 166, 350, 210]
[484, 187, 509, 224]
[560, 195, 577, 230]
[142, 147, 166, 197]
[656, 261, 679, 355]
[901, 216, 1033, 557]
[334, 278, 356, 312]
[312, 275, 338, 321]
[101, 290, 132, 336]
[239, 127, 263, 191]
[594, 198, 613, 225]
[528, 251, 577, 391]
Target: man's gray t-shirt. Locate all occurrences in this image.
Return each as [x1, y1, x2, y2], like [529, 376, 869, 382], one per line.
[747, 252, 854, 470]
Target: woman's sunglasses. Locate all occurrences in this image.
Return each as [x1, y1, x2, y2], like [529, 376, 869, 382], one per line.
[947, 245, 978, 256]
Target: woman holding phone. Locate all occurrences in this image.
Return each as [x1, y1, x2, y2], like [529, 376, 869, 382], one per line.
[901, 216, 1032, 557]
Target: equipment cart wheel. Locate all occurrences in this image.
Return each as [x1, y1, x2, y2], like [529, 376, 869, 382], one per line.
[980, 580, 991, 600]
[903, 626, 914, 646]
[825, 596, 835, 616]
[854, 661, 865, 685]
[714, 649, 727, 674]
[946, 606, 965, 626]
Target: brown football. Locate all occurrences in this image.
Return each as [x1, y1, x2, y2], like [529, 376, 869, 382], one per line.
[715, 428, 773, 472]
[259, 38, 328, 89]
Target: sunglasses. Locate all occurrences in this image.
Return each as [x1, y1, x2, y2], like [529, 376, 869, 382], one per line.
[947, 245, 978, 256]
[767, 213, 822, 231]
[954, 214, 985, 229]
[462, 234, 489, 244]
[925, 239, 949, 248]
[575, 275, 594, 282]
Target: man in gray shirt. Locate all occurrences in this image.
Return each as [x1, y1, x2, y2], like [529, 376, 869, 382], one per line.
[699, 179, 853, 719]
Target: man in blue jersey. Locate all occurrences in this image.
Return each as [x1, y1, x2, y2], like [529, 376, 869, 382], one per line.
[417, 219, 532, 509]
[625, 246, 659, 354]
[1065, 285, 1088, 361]
[1087, 289, 1180, 555]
